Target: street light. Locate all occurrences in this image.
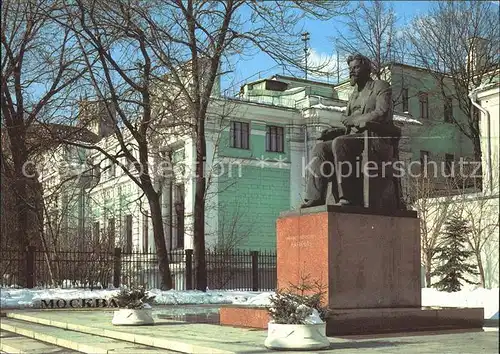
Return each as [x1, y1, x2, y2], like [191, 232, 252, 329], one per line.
[301, 32, 310, 80]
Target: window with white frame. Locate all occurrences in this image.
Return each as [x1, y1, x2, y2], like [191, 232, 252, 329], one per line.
[266, 125, 284, 152]
[230, 121, 249, 149]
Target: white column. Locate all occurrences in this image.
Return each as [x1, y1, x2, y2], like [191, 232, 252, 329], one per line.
[161, 180, 172, 250]
[204, 135, 218, 248]
[183, 138, 195, 250]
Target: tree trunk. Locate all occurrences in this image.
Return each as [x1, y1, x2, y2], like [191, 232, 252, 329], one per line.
[11, 138, 30, 249]
[148, 191, 173, 290]
[424, 254, 432, 287]
[425, 269, 432, 288]
[472, 133, 483, 188]
[8, 118, 31, 286]
[475, 251, 485, 288]
[194, 121, 207, 291]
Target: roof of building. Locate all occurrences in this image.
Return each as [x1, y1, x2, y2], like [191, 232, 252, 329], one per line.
[26, 123, 99, 151]
[309, 104, 423, 125]
[475, 81, 500, 94]
[271, 74, 337, 88]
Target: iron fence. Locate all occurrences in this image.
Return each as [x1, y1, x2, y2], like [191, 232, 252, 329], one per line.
[0, 247, 276, 291]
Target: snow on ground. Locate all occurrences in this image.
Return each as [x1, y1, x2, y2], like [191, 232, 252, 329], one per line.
[0, 287, 260, 309]
[242, 288, 499, 320]
[422, 287, 499, 319]
[0, 287, 498, 319]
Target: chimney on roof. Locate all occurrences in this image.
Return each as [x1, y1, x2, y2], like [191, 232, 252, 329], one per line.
[77, 99, 115, 138]
[467, 37, 489, 74]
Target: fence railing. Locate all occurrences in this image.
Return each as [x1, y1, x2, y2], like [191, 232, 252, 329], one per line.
[0, 247, 277, 291]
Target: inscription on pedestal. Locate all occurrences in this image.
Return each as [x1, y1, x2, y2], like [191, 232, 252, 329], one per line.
[277, 213, 330, 296]
[285, 234, 314, 248]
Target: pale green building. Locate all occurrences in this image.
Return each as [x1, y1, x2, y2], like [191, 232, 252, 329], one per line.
[41, 63, 475, 254]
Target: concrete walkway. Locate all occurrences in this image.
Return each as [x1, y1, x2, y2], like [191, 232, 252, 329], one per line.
[1, 310, 498, 354]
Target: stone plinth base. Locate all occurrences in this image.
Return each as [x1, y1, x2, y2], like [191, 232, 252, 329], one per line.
[219, 305, 269, 329]
[219, 305, 484, 336]
[277, 205, 421, 308]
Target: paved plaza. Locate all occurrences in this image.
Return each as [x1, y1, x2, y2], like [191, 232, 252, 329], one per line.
[0, 308, 498, 353]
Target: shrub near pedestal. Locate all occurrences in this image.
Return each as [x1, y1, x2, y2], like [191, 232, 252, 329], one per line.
[111, 287, 155, 326]
[264, 287, 330, 350]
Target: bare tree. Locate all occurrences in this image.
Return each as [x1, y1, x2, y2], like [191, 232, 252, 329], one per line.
[332, 0, 409, 79]
[462, 196, 499, 288]
[408, 154, 499, 288]
[451, 159, 500, 288]
[1, 0, 85, 258]
[153, 0, 348, 291]
[406, 1, 500, 166]
[56, 0, 348, 291]
[205, 203, 254, 290]
[330, 0, 418, 110]
[215, 202, 254, 252]
[407, 173, 459, 287]
[53, 1, 191, 289]
[482, 232, 499, 289]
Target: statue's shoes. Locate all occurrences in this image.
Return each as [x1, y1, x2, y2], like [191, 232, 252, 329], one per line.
[333, 198, 352, 206]
[300, 199, 325, 208]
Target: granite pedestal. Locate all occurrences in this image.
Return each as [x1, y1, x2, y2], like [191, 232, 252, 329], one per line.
[277, 205, 421, 309]
[220, 206, 484, 335]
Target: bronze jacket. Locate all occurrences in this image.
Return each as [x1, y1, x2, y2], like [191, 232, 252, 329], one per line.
[345, 79, 393, 126]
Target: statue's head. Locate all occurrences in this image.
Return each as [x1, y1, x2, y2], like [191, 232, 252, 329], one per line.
[347, 54, 372, 86]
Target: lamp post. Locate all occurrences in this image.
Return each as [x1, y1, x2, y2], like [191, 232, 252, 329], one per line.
[301, 32, 310, 80]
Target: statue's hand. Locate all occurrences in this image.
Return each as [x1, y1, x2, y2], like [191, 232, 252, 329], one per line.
[318, 127, 346, 141]
[341, 115, 355, 127]
[352, 116, 368, 129]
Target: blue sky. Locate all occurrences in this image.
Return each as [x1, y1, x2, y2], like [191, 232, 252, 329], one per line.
[221, 1, 436, 93]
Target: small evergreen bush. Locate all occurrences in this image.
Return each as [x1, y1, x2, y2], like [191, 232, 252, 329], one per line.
[266, 277, 330, 324]
[112, 286, 156, 309]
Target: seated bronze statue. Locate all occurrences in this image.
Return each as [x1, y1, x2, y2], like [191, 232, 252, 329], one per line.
[301, 54, 403, 210]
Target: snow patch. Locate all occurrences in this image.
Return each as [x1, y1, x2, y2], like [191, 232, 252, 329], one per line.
[422, 287, 499, 319]
[304, 308, 324, 324]
[0, 288, 260, 309]
[310, 103, 346, 112]
[394, 115, 422, 124]
[309, 104, 423, 125]
[244, 292, 274, 306]
[1, 287, 498, 319]
[283, 87, 306, 94]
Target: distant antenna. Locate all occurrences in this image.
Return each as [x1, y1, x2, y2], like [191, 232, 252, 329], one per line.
[337, 52, 340, 83]
[301, 32, 310, 80]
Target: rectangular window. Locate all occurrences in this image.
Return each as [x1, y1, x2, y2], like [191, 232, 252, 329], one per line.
[402, 88, 409, 112]
[445, 153, 454, 175]
[444, 97, 453, 123]
[124, 215, 132, 253]
[419, 92, 429, 119]
[266, 125, 284, 152]
[230, 121, 249, 149]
